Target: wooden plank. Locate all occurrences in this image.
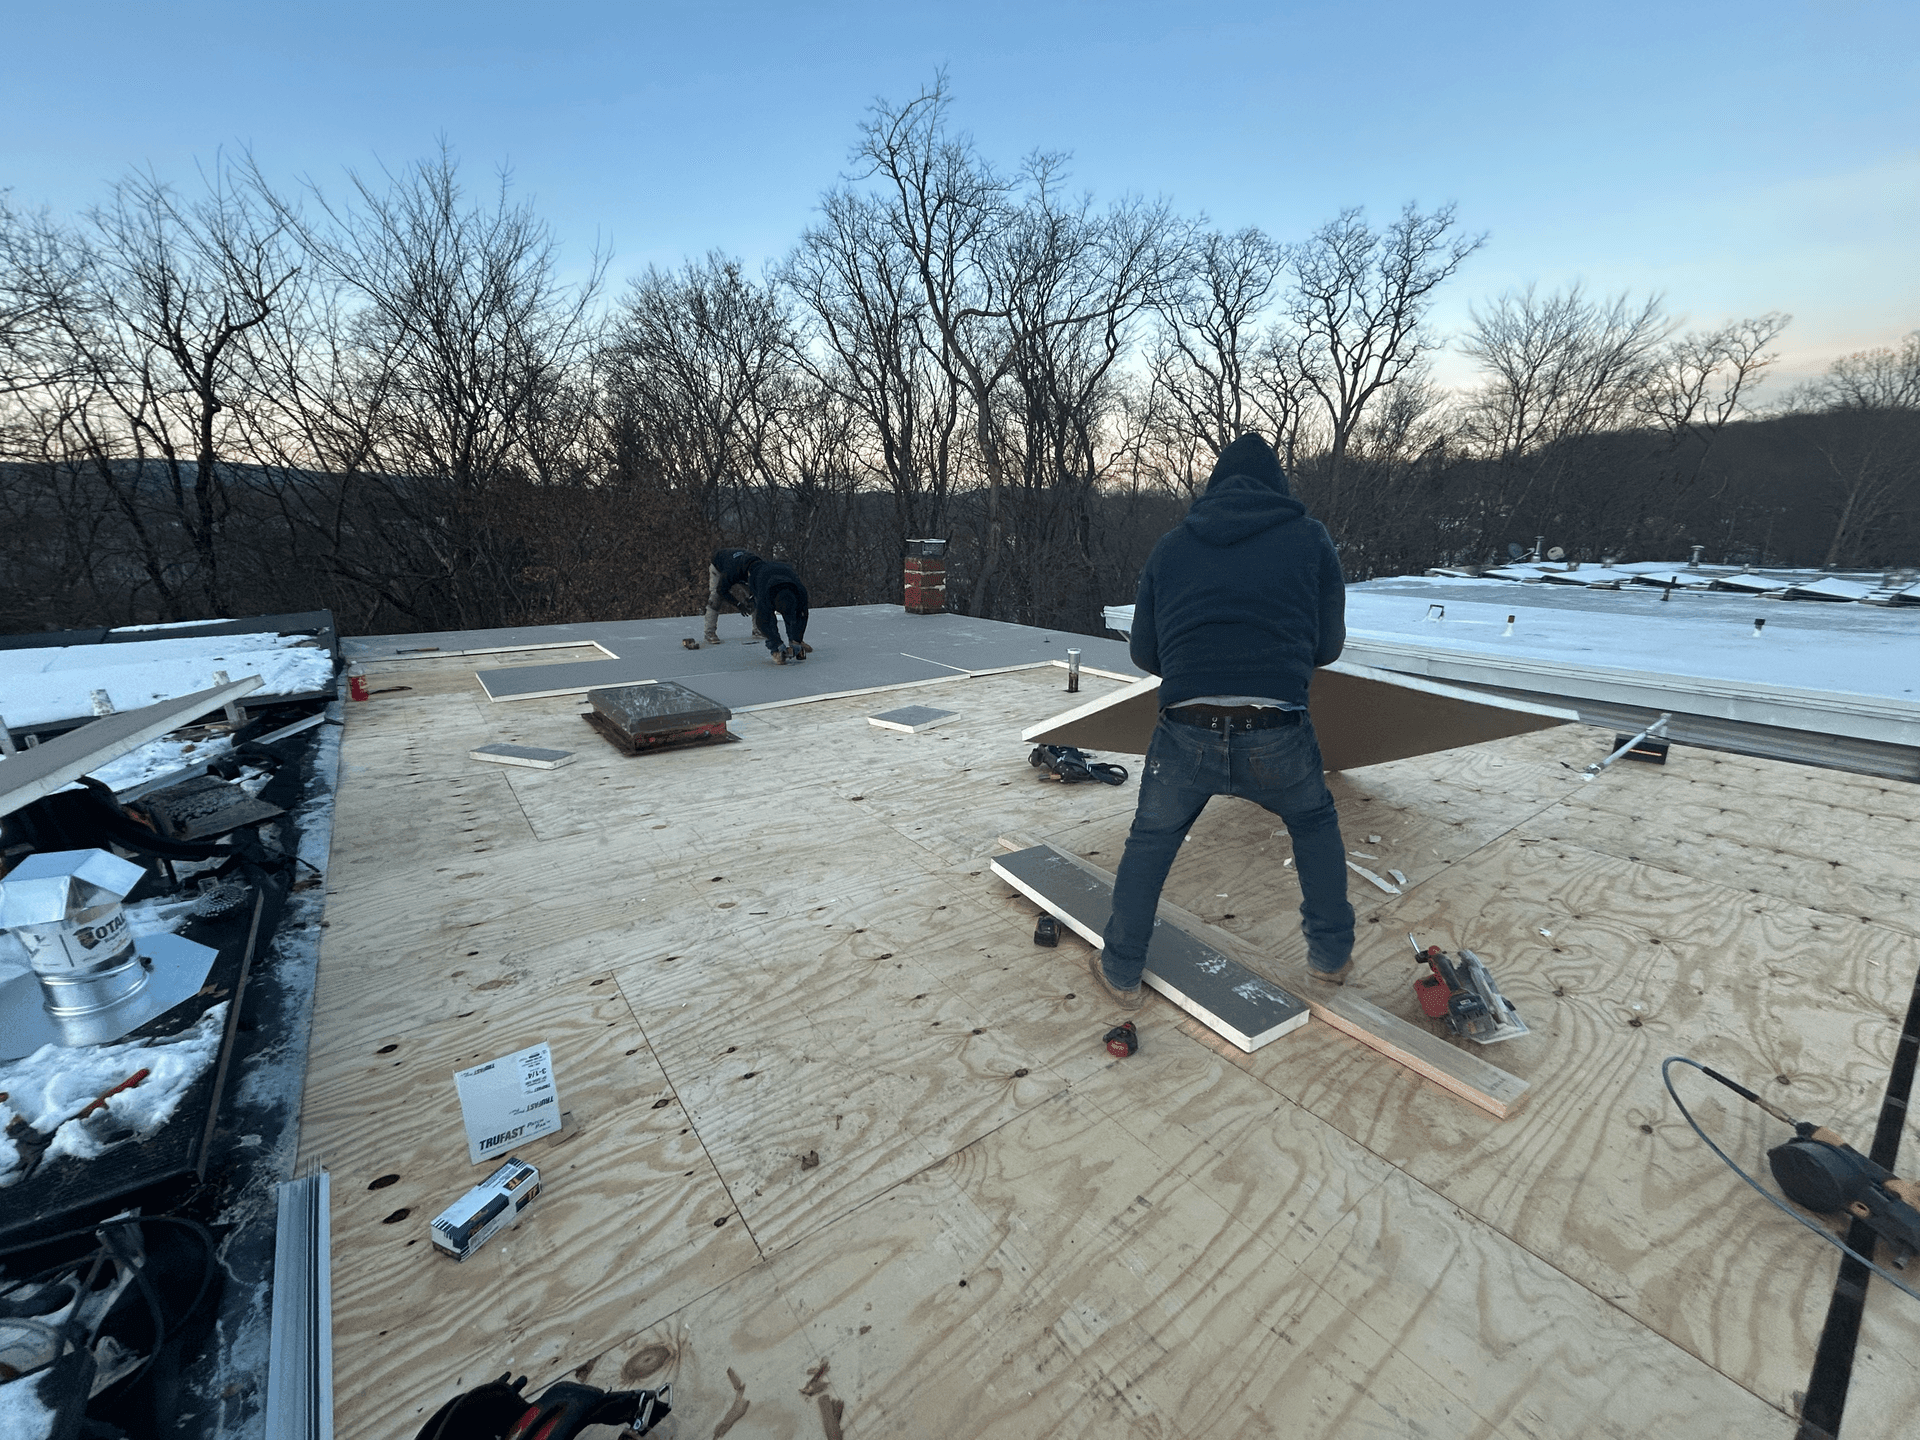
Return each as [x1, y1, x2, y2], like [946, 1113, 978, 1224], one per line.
[994, 833, 1529, 1118]
[991, 842, 1309, 1052]
[0, 675, 263, 817]
[1020, 661, 1575, 771]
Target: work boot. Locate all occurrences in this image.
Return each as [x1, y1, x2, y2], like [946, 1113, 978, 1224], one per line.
[1088, 949, 1144, 1012]
[789, 643, 806, 663]
[702, 630, 719, 647]
[1306, 957, 1352, 986]
[799, 642, 814, 656]
[773, 648, 788, 665]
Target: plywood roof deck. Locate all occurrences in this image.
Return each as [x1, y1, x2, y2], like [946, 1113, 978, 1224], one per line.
[298, 650, 1920, 1438]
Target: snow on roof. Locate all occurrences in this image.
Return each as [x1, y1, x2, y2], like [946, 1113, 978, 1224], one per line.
[1343, 577, 1920, 707]
[0, 631, 332, 729]
[1780, 576, 1875, 602]
[1708, 572, 1792, 593]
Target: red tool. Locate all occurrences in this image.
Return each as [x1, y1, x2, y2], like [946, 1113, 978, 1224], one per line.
[77, 1068, 150, 1120]
[1104, 1021, 1139, 1058]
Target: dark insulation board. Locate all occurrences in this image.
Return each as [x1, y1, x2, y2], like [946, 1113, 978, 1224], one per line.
[992, 843, 1309, 1052]
[465, 605, 1143, 706]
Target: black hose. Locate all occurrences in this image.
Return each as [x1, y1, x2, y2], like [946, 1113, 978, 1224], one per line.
[1660, 1057, 1920, 1305]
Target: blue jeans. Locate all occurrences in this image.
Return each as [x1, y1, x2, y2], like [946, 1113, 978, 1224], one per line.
[1100, 713, 1354, 988]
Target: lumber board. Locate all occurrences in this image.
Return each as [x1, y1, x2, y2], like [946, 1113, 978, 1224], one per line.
[993, 834, 1528, 1117]
[990, 842, 1310, 1052]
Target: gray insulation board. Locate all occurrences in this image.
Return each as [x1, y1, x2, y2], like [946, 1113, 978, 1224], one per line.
[991, 844, 1309, 1052]
[869, 705, 957, 732]
[467, 605, 1143, 705]
[469, 744, 575, 769]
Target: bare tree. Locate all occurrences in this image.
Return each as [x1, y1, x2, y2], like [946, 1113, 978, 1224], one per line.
[1804, 331, 1920, 412]
[1780, 333, 1920, 568]
[852, 76, 1182, 619]
[785, 188, 963, 543]
[1638, 312, 1790, 461]
[0, 195, 80, 402]
[604, 252, 797, 547]
[1145, 225, 1282, 487]
[1285, 202, 1483, 530]
[253, 146, 606, 626]
[6, 168, 301, 617]
[1460, 285, 1671, 460]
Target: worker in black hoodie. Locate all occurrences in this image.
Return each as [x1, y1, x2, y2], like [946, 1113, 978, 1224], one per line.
[1089, 433, 1354, 1012]
[749, 557, 812, 664]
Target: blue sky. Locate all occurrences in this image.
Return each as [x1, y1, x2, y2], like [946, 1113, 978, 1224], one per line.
[6, 0, 1915, 391]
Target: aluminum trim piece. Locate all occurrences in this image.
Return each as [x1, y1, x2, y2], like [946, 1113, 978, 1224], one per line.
[265, 1170, 334, 1440]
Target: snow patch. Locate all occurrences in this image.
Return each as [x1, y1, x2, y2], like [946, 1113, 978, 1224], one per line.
[0, 1003, 227, 1184]
[89, 733, 236, 794]
[0, 1373, 59, 1440]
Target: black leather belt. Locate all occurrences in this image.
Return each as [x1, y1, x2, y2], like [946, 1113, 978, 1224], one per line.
[1165, 705, 1302, 733]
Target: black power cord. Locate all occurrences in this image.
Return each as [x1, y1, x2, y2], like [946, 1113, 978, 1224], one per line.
[0, 1214, 221, 1395]
[1661, 1056, 1920, 1305]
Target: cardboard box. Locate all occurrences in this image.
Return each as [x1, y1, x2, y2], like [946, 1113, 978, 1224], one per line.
[429, 1157, 541, 1261]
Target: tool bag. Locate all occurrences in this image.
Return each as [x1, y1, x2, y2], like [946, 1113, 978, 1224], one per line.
[1027, 745, 1128, 786]
[414, 1374, 672, 1440]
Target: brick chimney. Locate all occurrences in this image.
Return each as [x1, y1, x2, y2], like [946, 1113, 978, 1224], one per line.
[903, 538, 947, 614]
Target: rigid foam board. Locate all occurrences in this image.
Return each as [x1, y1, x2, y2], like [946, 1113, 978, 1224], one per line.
[991, 843, 1309, 1052]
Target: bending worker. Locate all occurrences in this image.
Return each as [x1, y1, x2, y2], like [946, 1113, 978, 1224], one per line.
[750, 556, 813, 664]
[1088, 432, 1354, 1012]
[704, 547, 763, 646]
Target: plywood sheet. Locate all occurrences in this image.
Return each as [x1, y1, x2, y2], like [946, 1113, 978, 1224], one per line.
[1150, 820, 1920, 1428]
[1021, 662, 1575, 771]
[301, 645, 1920, 1438]
[1515, 747, 1920, 937]
[295, 974, 762, 1438]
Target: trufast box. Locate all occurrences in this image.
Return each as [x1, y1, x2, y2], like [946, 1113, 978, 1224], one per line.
[430, 1158, 541, 1261]
[454, 1042, 563, 1165]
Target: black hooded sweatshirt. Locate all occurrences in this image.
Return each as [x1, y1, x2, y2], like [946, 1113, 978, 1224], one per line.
[712, 548, 760, 595]
[1128, 433, 1345, 711]
[748, 559, 808, 647]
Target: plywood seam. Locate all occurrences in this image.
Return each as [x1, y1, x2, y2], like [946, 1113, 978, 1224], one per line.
[499, 769, 544, 841]
[1515, 803, 1919, 939]
[608, 969, 767, 1262]
[1154, 1021, 1791, 1422]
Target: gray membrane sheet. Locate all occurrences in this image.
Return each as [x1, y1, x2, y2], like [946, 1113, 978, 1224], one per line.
[457, 606, 1141, 708]
[992, 845, 1308, 1052]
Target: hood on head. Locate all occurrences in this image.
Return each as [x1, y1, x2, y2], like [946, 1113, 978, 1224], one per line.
[1184, 433, 1304, 546]
[1206, 433, 1291, 496]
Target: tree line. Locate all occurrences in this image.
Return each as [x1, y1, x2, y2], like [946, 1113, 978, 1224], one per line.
[2, 77, 1915, 639]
